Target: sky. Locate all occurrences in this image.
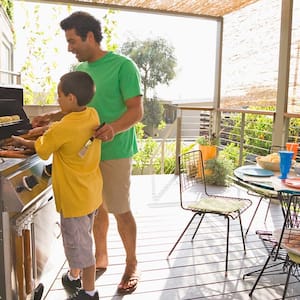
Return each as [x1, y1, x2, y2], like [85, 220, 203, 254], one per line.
[13, 2, 218, 102]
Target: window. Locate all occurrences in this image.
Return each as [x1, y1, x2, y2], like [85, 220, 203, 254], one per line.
[0, 33, 13, 84]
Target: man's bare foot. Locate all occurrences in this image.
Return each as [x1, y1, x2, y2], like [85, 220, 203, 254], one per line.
[117, 264, 140, 294]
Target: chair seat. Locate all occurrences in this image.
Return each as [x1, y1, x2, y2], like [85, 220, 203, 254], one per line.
[249, 186, 278, 198]
[288, 252, 300, 264]
[188, 196, 249, 215]
[274, 228, 300, 257]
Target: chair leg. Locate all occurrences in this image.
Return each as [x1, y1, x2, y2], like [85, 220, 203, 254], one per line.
[191, 213, 205, 240]
[282, 262, 293, 299]
[249, 247, 275, 297]
[239, 215, 246, 253]
[245, 196, 263, 237]
[243, 260, 285, 279]
[238, 215, 247, 253]
[225, 217, 230, 277]
[264, 198, 271, 224]
[167, 212, 200, 258]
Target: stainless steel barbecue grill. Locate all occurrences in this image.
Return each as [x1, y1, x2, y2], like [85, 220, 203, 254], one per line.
[0, 85, 62, 300]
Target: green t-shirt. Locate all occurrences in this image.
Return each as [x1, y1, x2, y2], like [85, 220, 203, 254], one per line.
[76, 52, 142, 161]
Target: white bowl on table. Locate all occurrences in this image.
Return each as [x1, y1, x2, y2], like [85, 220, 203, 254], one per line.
[256, 156, 280, 171]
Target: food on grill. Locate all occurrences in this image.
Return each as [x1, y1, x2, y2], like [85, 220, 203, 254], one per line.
[0, 134, 37, 158]
[0, 115, 20, 124]
[0, 148, 35, 158]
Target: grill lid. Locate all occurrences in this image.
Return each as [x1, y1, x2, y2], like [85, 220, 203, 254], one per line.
[0, 86, 32, 140]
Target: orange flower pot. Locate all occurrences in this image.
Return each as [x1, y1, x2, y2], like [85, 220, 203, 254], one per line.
[197, 145, 217, 177]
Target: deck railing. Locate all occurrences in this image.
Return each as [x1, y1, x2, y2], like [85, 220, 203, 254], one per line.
[137, 106, 300, 175]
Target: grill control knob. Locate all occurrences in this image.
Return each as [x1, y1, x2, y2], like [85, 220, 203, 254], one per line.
[22, 175, 38, 191]
[16, 186, 25, 193]
[43, 164, 52, 177]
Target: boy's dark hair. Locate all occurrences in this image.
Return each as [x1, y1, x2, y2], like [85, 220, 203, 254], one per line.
[60, 71, 95, 106]
[60, 11, 103, 44]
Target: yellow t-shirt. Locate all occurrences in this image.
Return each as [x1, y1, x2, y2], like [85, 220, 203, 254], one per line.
[35, 107, 102, 218]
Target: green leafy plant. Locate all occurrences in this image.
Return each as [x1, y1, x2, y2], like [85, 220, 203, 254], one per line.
[205, 156, 234, 186]
[133, 137, 157, 174]
[220, 143, 246, 168]
[196, 133, 218, 146]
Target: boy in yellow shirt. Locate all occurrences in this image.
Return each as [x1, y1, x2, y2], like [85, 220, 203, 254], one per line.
[12, 71, 102, 300]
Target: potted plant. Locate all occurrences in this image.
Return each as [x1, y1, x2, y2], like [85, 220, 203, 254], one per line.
[196, 133, 218, 178]
[196, 133, 218, 161]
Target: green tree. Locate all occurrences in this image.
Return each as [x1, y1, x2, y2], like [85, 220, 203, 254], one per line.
[102, 9, 118, 51]
[120, 37, 177, 100]
[142, 97, 164, 136]
[120, 37, 177, 134]
[17, 5, 119, 104]
[0, 0, 14, 21]
[19, 4, 63, 104]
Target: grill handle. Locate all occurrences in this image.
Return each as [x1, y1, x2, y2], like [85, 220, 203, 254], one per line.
[15, 234, 25, 300]
[23, 229, 33, 294]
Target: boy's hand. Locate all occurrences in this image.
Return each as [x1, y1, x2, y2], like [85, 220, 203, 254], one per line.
[11, 135, 27, 146]
[11, 135, 35, 150]
[28, 126, 48, 137]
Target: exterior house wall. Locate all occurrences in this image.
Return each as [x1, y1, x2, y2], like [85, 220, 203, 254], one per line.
[0, 5, 15, 84]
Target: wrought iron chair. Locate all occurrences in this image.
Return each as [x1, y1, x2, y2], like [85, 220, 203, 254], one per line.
[244, 186, 278, 236]
[243, 145, 283, 236]
[249, 194, 300, 299]
[167, 149, 252, 276]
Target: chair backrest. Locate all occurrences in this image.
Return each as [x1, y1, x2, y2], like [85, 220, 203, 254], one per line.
[178, 150, 208, 208]
[284, 194, 300, 229]
[275, 194, 300, 258]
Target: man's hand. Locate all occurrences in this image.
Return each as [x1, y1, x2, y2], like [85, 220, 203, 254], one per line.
[94, 123, 115, 142]
[28, 126, 48, 137]
[31, 115, 51, 128]
[31, 111, 64, 128]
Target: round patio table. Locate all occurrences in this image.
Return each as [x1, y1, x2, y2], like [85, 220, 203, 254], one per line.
[234, 164, 300, 260]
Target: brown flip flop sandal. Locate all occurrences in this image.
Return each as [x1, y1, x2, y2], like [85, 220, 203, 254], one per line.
[117, 272, 140, 294]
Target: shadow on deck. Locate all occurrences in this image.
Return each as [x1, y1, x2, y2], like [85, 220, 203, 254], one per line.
[43, 175, 300, 300]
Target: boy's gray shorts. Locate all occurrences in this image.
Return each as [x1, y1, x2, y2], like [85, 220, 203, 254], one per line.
[60, 212, 96, 269]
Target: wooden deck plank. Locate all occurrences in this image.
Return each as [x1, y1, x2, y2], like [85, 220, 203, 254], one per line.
[43, 175, 300, 300]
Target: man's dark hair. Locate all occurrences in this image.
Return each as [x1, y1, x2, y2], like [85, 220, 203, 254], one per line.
[60, 11, 103, 43]
[60, 71, 95, 106]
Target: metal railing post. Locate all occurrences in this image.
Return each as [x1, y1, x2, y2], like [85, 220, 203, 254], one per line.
[239, 113, 246, 166]
[175, 114, 182, 175]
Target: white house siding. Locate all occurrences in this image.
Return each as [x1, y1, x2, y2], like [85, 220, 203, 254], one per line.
[0, 5, 14, 84]
[222, 0, 300, 111]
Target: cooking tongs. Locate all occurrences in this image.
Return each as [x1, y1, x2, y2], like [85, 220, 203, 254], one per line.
[78, 123, 105, 158]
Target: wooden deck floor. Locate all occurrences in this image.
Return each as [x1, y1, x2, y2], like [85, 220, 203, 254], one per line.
[42, 175, 300, 300]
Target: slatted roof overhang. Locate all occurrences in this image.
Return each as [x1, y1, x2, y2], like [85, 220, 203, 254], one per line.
[38, 0, 260, 19]
[25, 0, 294, 148]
